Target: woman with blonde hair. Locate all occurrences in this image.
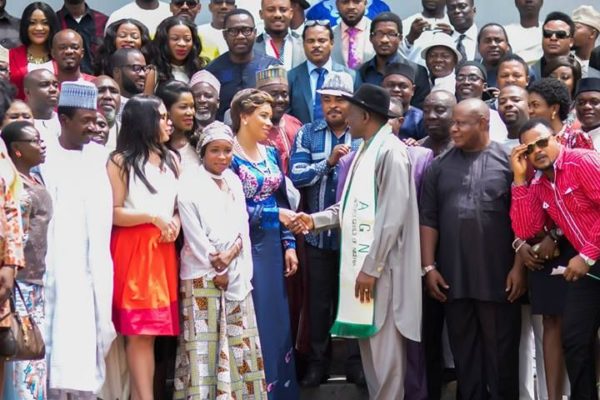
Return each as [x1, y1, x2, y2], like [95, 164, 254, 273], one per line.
[229, 89, 299, 399]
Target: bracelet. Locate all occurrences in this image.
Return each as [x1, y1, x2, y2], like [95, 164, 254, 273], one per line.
[511, 238, 524, 250]
[515, 241, 526, 254]
[215, 267, 229, 276]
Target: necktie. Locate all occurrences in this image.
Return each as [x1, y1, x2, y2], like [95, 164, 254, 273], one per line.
[313, 68, 326, 121]
[347, 27, 360, 69]
[456, 34, 467, 61]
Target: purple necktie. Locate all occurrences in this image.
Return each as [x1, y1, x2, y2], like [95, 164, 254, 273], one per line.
[347, 26, 360, 69]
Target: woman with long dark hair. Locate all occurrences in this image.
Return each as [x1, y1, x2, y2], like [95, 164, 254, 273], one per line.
[94, 19, 156, 95]
[1, 121, 51, 400]
[107, 95, 180, 400]
[156, 80, 198, 170]
[8, 2, 60, 99]
[153, 16, 204, 85]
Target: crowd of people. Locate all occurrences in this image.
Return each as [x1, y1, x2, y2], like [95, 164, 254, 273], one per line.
[0, 0, 598, 399]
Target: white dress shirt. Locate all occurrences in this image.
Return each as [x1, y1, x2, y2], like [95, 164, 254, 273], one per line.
[505, 23, 543, 65]
[452, 24, 478, 61]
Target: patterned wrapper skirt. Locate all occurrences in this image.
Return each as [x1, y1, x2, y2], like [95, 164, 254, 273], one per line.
[173, 277, 267, 400]
[111, 223, 179, 336]
[4, 282, 46, 400]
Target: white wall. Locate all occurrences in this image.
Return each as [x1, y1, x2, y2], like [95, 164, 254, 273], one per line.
[5, 0, 596, 28]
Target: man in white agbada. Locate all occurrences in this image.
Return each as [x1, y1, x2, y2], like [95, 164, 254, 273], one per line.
[41, 81, 115, 399]
[289, 83, 422, 399]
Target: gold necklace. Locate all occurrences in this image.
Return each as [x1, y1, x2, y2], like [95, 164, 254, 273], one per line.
[27, 51, 50, 64]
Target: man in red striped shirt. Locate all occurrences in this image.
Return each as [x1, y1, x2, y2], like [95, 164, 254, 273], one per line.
[510, 117, 600, 400]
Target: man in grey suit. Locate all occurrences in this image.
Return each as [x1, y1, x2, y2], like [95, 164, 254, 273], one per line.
[331, 0, 375, 70]
[254, 0, 306, 70]
[288, 20, 354, 124]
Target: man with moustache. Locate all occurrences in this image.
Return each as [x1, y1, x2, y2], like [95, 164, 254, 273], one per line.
[189, 70, 220, 134]
[575, 77, 600, 150]
[447, 0, 478, 61]
[107, 0, 171, 35]
[51, 29, 95, 85]
[255, 0, 306, 71]
[206, 9, 280, 121]
[331, 0, 374, 70]
[356, 12, 431, 109]
[418, 90, 455, 156]
[41, 81, 115, 399]
[421, 98, 524, 400]
[197, 0, 237, 58]
[108, 48, 148, 121]
[0, 0, 21, 49]
[531, 12, 575, 80]
[288, 20, 352, 124]
[382, 62, 425, 140]
[510, 118, 600, 400]
[94, 75, 121, 151]
[256, 66, 302, 172]
[24, 69, 61, 145]
[56, 0, 107, 74]
[498, 85, 529, 148]
[289, 71, 362, 387]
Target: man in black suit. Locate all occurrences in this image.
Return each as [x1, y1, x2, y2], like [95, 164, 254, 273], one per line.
[288, 20, 353, 124]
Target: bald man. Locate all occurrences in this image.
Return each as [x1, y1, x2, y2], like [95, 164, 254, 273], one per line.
[51, 29, 95, 85]
[24, 69, 62, 143]
[420, 98, 524, 400]
[418, 90, 456, 157]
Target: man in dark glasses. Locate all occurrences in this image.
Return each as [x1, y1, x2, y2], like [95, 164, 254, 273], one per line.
[169, 0, 201, 22]
[530, 11, 575, 81]
[511, 118, 600, 399]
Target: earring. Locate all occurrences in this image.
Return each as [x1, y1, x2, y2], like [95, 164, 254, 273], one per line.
[15, 150, 21, 158]
[243, 120, 248, 126]
[551, 111, 556, 120]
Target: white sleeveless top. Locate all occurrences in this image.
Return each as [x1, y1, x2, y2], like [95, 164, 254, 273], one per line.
[124, 162, 178, 221]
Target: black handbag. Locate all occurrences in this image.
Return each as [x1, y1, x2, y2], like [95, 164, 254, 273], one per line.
[0, 282, 45, 361]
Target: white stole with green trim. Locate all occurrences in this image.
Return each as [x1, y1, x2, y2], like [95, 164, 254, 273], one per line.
[331, 126, 390, 339]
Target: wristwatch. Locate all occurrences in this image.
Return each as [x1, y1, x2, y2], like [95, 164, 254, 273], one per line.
[580, 254, 596, 267]
[421, 264, 436, 277]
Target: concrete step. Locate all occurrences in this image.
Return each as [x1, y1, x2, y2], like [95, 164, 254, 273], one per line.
[301, 376, 369, 400]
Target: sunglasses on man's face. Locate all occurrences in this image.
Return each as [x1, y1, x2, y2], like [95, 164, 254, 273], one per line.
[543, 29, 570, 39]
[525, 135, 551, 155]
[172, 0, 199, 7]
[305, 20, 330, 27]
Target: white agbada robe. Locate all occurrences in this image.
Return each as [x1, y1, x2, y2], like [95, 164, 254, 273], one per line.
[41, 141, 115, 395]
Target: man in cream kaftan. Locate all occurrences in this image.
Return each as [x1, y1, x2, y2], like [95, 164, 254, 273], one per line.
[40, 81, 115, 399]
[291, 84, 422, 399]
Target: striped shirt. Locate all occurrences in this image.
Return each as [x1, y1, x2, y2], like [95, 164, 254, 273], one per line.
[511, 147, 600, 260]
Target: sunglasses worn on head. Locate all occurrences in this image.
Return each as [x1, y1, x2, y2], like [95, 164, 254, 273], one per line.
[305, 20, 330, 27]
[525, 135, 551, 155]
[173, 0, 199, 7]
[543, 29, 570, 39]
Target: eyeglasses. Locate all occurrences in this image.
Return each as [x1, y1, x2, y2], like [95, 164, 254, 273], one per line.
[223, 27, 255, 37]
[456, 73, 484, 83]
[119, 64, 151, 73]
[370, 31, 401, 39]
[305, 20, 330, 27]
[543, 29, 570, 39]
[172, 0, 199, 7]
[525, 135, 551, 155]
[210, 0, 235, 4]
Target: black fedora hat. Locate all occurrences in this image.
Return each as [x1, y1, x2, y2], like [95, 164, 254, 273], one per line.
[341, 83, 395, 119]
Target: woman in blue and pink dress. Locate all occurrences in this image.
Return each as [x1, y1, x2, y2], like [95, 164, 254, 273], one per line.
[229, 89, 299, 400]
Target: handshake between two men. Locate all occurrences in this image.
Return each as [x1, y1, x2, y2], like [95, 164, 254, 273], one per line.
[279, 208, 314, 235]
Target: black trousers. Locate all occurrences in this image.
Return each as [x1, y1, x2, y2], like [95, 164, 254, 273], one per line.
[423, 292, 446, 400]
[562, 276, 600, 400]
[445, 299, 521, 400]
[306, 245, 360, 369]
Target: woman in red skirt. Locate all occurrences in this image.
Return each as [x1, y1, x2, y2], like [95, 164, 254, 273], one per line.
[107, 95, 180, 400]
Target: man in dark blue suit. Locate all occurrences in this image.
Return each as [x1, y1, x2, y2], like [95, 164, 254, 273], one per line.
[355, 12, 430, 109]
[288, 20, 354, 124]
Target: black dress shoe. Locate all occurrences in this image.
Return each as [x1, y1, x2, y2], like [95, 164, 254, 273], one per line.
[345, 365, 366, 387]
[300, 365, 329, 387]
